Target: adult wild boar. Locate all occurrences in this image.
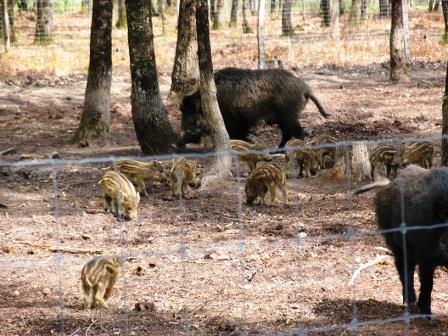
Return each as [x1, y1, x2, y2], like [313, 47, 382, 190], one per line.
[354, 165, 448, 317]
[178, 67, 329, 148]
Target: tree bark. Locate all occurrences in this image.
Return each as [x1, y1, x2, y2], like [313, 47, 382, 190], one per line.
[442, 63, 448, 166]
[321, 0, 331, 27]
[116, 0, 126, 28]
[212, 0, 224, 29]
[390, 0, 409, 81]
[196, 0, 231, 184]
[74, 0, 112, 143]
[35, 0, 53, 44]
[379, 0, 390, 18]
[125, 0, 177, 154]
[349, 0, 360, 25]
[242, 0, 253, 32]
[442, 0, 448, 42]
[81, 0, 91, 12]
[2, 0, 10, 51]
[434, 0, 440, 11]
[171, 0, 200, 95]
[258, 0, 266, 69]
[339, 0, 345, 14]
[352, 142, 371, 182]
[360, 0, 369, 21]
[331, 0, 340, 42]
[158, 0, 166, 34]
[229, 0, 238, 27]
[281, 0, 293, 36]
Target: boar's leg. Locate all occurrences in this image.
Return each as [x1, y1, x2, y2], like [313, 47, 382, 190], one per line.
[392, 248, 417, 307]
[417, 262, 436, 316]
[278, 119, 306, 148]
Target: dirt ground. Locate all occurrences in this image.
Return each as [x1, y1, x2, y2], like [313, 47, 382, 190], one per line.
[1, 59, 448, 336]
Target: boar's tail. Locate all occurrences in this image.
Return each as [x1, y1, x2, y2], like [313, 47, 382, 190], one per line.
[305, 93, 330, 119]
[352, 179, 391, 196]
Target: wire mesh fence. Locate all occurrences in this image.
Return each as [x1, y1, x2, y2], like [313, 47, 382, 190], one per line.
[1, 134, 448, 335]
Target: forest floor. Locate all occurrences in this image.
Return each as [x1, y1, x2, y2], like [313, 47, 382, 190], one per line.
[1, 60, 448, 336]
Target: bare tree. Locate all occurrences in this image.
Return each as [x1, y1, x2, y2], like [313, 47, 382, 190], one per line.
[158, 0, 166, 34]
[196, 0, 231, 184]
[349, 0, 361, 25]
[270, 0, 276, 14]
[428, 0, 440, 11]
[339, 0, 345, 14]
[281, 0, 293, 36]
[360, 0, 369, 21]
[258, 0, 266, 68]
[81, 0, 91, 12]
[321, 0, 331, 26]
[331, 0, 340, 42]
[230, 0, 239, 27]
[242, 0, 253, 32]
[171, 0, 200, 95]
[2, 0, 10, 51]
[211, 0, 224, 29]
[442, 63, 448, 166]
[442, 0, 448, 42]
[116, 0, 126, 28]
[74, 0, 113, 143]
[35, 0, 53, 44]
[125, 0, 177, 154]
[390, 0, 409, 81]
[379, 0, 390, 18]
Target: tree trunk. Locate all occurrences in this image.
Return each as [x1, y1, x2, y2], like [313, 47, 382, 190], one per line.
[258, 0, 266, 68]
[115, 0, 126, 28]
[270, 0, 276, 14]
[35, 0, 53, 44]
[379, 0, 390, 18]
[250, 0, 257, 14]
[321, 0, 331, 27]
[229, 0, 238, 27]
[196, 0, 231, 185]
[281, 0, 293, 36]
[81, 0, 91, 12]
[390, 0, 409, 81]
[74, 0, 113, 143]
[360, 0, 369, 21]
[242, 0, 253, 32]
[442, 0, 448, 42]
[171, 0, 200, 95]
[442, 63, 448, 166]
[349, 0, 360, 25]
[158, 0, 166, 34]
[17, 0, 28, 11]
[331, 0, 340, 42]
[434, 0, 440, 11]
[2, 0, 10, 51]
[351, 143, 371, 182]
[125, 0, 177, 154]
[428, 0, 434, 11]
[5, 0, 14, 43]
[212, 0, 224, 29]
[339, 0, 345, 14]
[210, 0, 216, 21]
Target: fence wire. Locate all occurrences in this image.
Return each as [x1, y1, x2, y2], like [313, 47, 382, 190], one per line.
[1, 134, 448, 334]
